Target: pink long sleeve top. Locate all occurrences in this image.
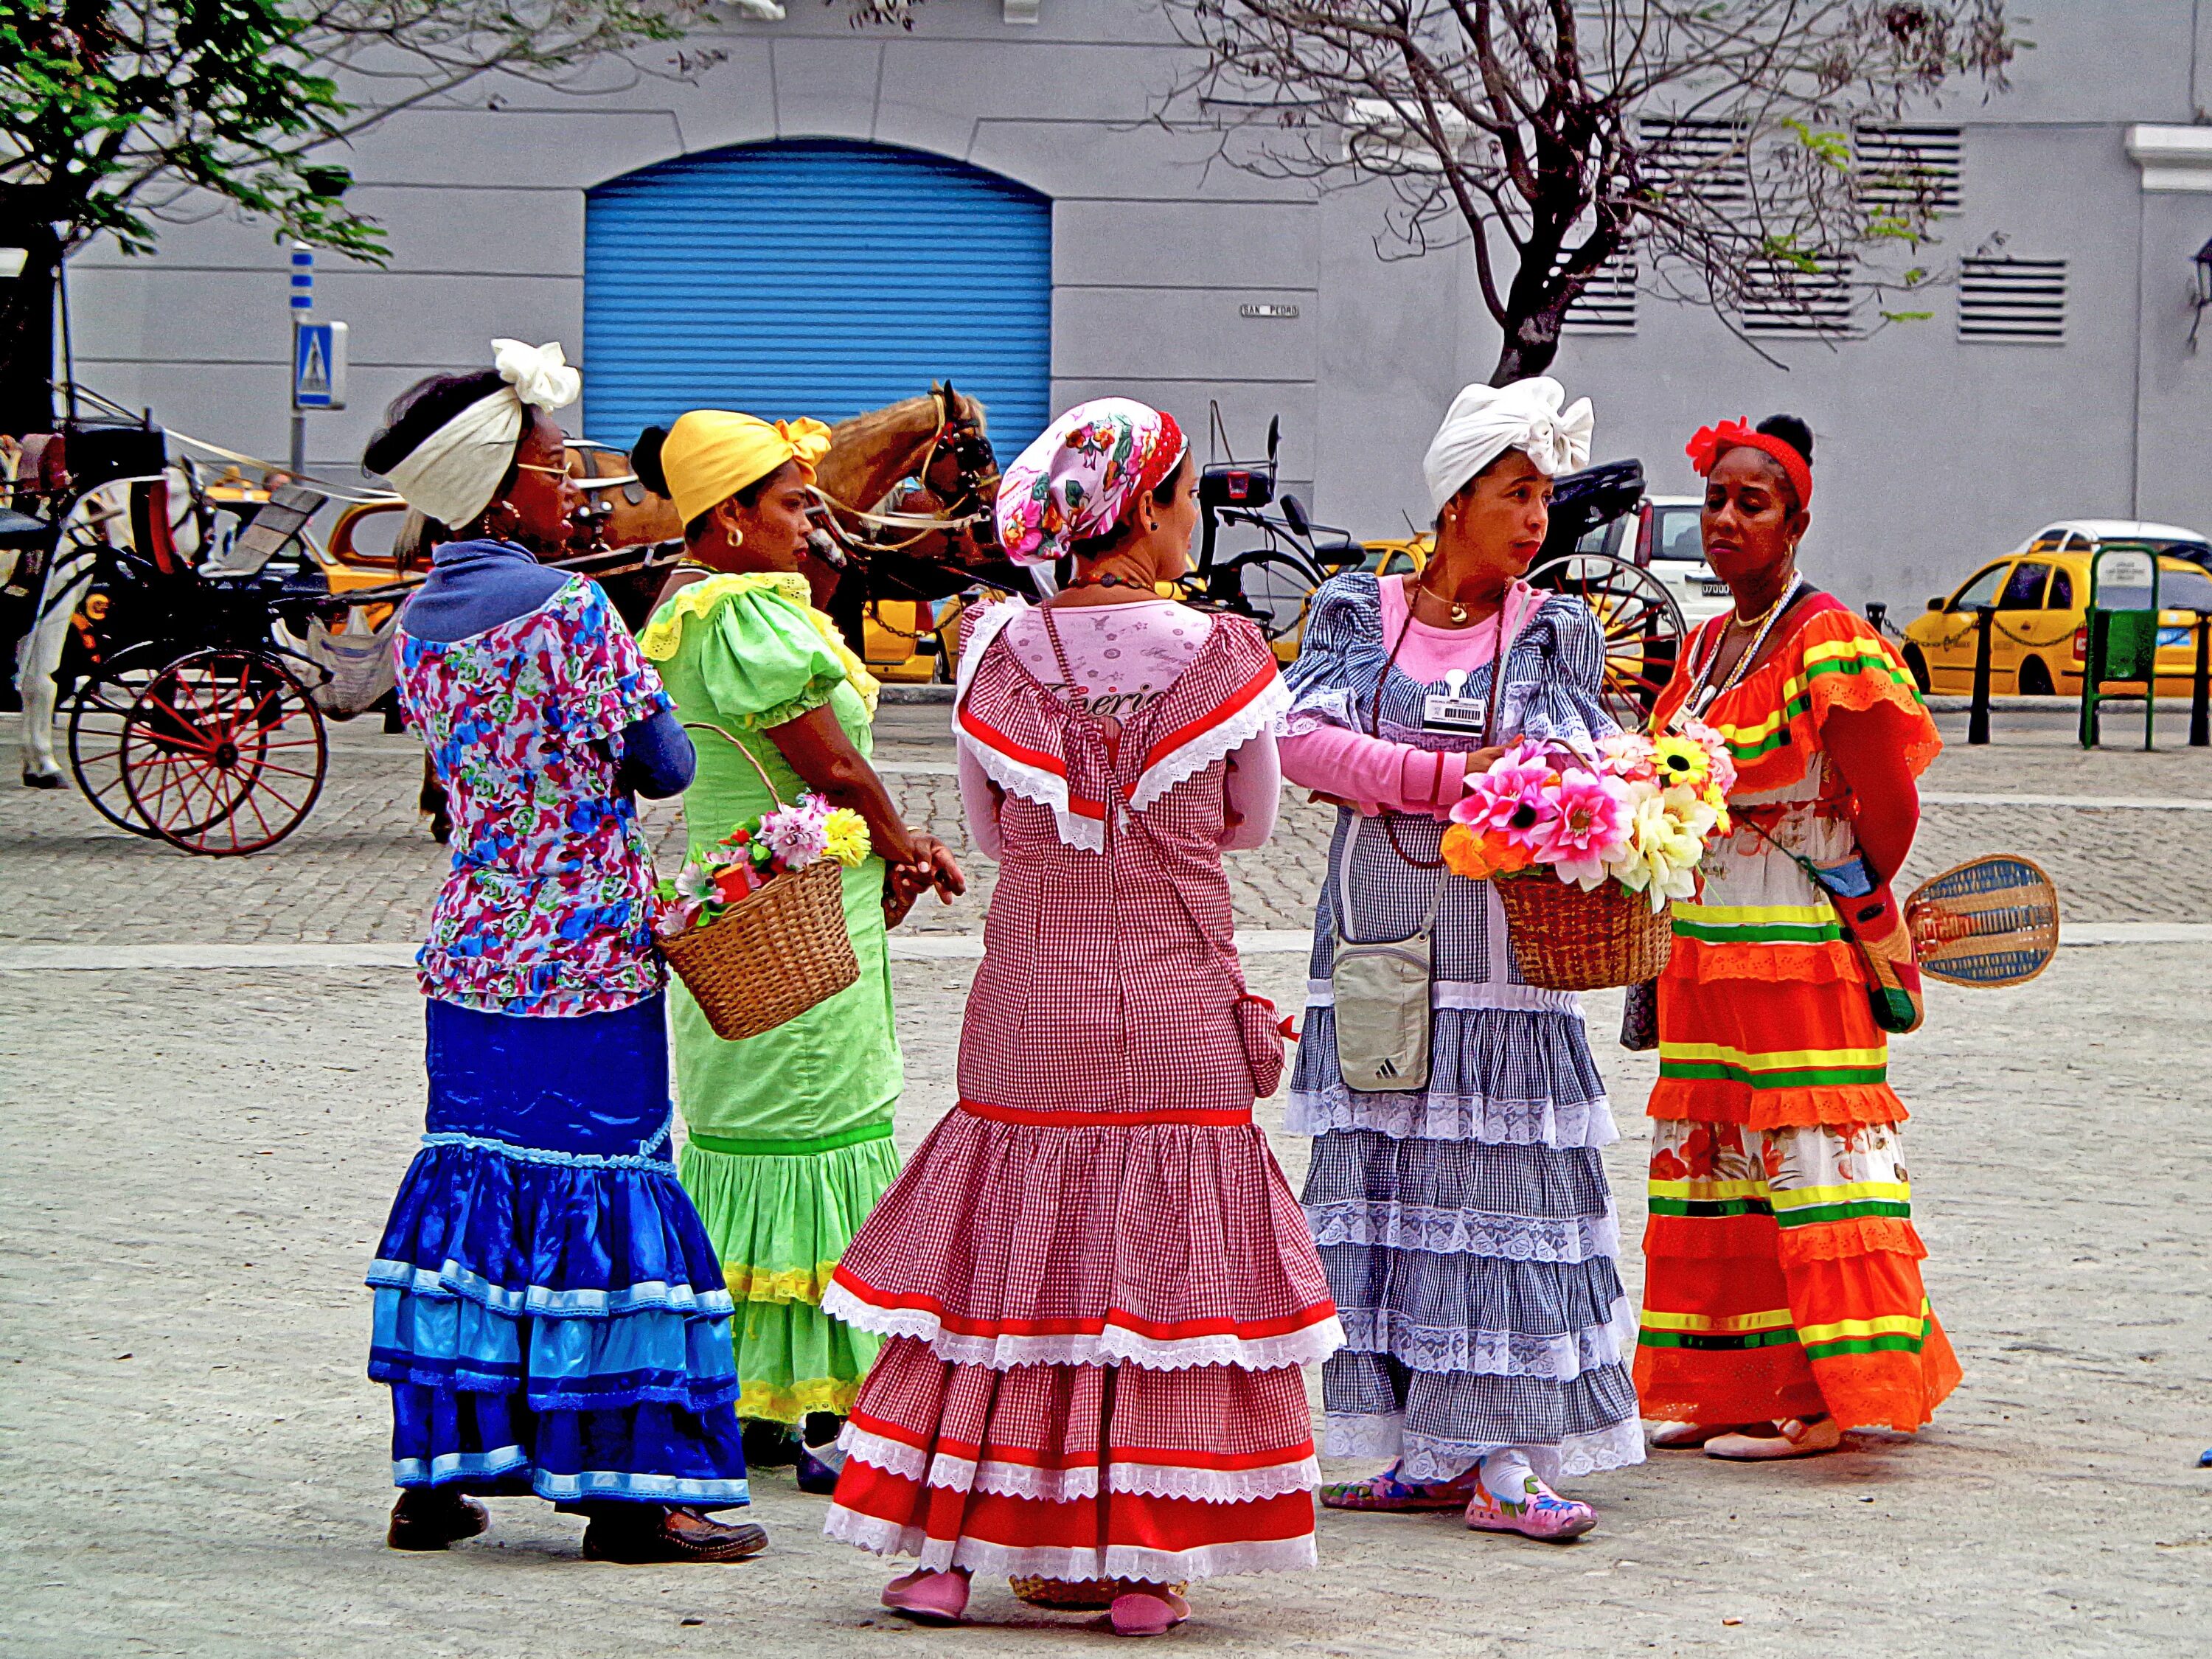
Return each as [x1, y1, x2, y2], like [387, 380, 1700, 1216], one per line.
[956, 599, 1280, 858]
[1278, 576, 1544, 818]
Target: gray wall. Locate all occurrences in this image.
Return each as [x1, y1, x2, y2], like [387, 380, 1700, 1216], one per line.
[61, 0, 2212, 612]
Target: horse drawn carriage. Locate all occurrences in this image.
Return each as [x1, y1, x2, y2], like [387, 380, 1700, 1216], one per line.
[6, 385, 1686, 856]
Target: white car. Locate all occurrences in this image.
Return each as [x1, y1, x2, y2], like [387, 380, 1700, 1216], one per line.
[1574, 494, 1733, 627]
[2001, 518, 2211, 570]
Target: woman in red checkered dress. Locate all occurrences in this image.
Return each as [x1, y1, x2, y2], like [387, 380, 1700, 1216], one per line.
[822, 400, 1342, 1637]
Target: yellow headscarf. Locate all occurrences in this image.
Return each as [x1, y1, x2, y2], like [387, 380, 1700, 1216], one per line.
[660, 409, 835, 528]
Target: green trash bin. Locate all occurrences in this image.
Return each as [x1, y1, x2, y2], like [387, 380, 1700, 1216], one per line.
[2078, 543, 2162, 750]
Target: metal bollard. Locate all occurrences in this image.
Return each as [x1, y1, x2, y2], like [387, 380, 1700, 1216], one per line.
[2193, 613, 2211, 748]
[1968, 603, 1994, 745]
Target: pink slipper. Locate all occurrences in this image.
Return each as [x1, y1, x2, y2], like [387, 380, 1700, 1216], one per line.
[1318, 1462, 1482, 1512]
[1464, 1470, 1597, 1543]
[881, 1568, 970, 1624]
[1110, 1588, 1190, 1637]
[1704, 1416, 1842, 1461]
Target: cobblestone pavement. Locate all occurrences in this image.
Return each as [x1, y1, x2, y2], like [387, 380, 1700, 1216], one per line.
[8, 705, 2212, 947]
[3, 950, 2207, 1658]
[4, 700, 2211, 1657]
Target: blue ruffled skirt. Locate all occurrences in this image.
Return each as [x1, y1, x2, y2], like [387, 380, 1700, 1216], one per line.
[366, 994, 749, 1508]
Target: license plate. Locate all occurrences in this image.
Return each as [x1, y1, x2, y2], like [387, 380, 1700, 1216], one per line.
[1700, 580, 1730, 597]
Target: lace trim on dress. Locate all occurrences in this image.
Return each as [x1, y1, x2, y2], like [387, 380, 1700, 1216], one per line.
[1286, 1086, 1618, 1149]
[839, 1428, 1319, 1506]
[1322, 1412, 1647, 1483]
[1301, 978, 1584, 1015]
[822, 1506, 1321, 1582]
[821, 1282, 1346, 1373]
[1125, 673, 1291, 814]
[1307, 1200, 1621, 1265]
[1332, 1296, 1636, 1382]
[956, 715, 1105, 856]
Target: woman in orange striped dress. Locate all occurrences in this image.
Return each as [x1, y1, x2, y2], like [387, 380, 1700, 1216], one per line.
[1633, 415, 1961, 1460]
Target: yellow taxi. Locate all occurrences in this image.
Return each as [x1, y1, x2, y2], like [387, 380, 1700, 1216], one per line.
[1900, 521, 2212, 697]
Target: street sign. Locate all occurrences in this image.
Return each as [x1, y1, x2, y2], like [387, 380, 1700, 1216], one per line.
[293, 320, 348, 410]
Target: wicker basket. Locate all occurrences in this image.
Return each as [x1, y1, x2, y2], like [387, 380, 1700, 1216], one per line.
[1492, 871, 1674, 991]
[1009, 1576, 1187, 1612]
[658, 723, 860, 1041]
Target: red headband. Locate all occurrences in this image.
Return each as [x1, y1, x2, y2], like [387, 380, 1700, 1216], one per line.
[1686, 420, 1812, 509]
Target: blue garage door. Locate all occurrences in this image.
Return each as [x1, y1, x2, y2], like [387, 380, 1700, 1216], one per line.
[585, 139, 1051, 462]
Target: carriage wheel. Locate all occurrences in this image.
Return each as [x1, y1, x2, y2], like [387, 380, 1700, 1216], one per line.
[1526, 552, 1687, 731]
[65, 658, 169, 837]
[116, 649, 328, 855]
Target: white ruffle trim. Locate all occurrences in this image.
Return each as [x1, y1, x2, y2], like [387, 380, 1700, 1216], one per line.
[1307, 1200, 1621, 1265]
[841, 1427, 1319, 1506]
[1127, 674, 1291, 814]
[1284, 1086, 1618, 1149]
[956, 723, 1105, 855]
[823, 1282, 1346, 1373]
[1333, 1295, 1635, 1382]
[1302, 978, 1583, 1016]
[1323, 1412, 1648, 1483]
[824, 1504, 1320, 1581]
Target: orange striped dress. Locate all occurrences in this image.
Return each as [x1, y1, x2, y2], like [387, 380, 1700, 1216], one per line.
[1633, 596, 1963, 1432]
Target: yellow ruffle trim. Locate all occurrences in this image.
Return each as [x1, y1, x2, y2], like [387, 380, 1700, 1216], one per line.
[737, 1375, 861, 1425]
[725, 1262, 841, 1307]
[639, 571, 880, 717]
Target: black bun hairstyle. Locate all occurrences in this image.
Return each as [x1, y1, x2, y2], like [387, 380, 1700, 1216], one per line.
[1754, 413, 1814, 467]
[362, 369, 510, 476]
[630, 424, 672, 498]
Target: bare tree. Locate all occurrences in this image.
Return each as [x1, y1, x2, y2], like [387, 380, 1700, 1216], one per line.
[1158, 1, 2021, 384]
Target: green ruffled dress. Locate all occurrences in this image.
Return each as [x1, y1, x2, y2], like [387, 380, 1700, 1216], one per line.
[642, 573, 901, 1425]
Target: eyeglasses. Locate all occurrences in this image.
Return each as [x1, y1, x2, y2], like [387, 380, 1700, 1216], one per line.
[512, 462, 576, 479]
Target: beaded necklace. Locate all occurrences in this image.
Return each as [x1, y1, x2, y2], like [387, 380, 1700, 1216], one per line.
[1677, 573, 1804, 725]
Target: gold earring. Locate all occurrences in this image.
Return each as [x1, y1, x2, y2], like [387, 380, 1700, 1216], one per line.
[728, 526, 744, 548]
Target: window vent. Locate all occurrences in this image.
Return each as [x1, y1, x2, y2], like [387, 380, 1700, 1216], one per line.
[1641, 118, 1750, 210]
[1958, 257, 2065, 343]
[1855, 125, 1964, 214]
[1562, 252, 1638, 335]
[1741, 258, 1856, 335]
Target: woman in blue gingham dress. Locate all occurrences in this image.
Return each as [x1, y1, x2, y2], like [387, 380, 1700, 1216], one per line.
[1278, 397, 1645, 1539]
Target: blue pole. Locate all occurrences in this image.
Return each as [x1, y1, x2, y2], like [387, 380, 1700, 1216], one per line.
[289, 244, 312, 475]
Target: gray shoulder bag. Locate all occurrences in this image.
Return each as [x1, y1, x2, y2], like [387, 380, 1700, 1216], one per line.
[1331, 590, 1506, 1093]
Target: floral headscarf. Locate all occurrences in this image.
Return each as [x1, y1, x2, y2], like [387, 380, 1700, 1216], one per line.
[994, 397, 1187, 567]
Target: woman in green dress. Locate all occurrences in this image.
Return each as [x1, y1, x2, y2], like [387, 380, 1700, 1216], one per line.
[632, 410, 965, 1489]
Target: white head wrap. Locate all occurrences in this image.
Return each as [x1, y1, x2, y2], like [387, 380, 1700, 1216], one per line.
[379, 339, 582, 529]
[1421, 377, 1594, 515]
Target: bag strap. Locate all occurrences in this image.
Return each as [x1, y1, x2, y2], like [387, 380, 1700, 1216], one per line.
[1033, 602, 1262, 1004]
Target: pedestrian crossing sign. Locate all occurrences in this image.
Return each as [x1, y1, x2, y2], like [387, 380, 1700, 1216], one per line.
[293, 321, 349, 410]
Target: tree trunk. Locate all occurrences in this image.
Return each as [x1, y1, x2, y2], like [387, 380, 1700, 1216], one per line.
[0, 215, 61, 438]
[1489, 305, 1566, 386]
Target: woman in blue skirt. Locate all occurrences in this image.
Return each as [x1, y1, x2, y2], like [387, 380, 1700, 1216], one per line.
[361, 341, 761, 1562]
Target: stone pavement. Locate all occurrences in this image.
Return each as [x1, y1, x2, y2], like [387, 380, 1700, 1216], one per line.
[3, 700, 2211, 1658]
[10, 705, 2212, 947]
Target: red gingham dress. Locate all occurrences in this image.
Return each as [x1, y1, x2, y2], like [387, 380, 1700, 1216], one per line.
[823, 606, 1343, 1583]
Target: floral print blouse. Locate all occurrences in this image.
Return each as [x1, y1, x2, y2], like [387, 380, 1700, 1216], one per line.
[396, 576, 669, 1017]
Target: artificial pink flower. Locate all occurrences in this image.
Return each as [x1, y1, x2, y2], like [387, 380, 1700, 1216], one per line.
[1527, 767, 1632, 886]
[1451, 742, 1557, 838]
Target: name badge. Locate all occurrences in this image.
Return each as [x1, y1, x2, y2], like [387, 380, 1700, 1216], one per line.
[1422, 693, 1488, 733]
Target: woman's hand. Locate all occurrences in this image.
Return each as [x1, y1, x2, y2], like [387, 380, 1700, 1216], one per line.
[890, 832, 966, 908]
[1459, 745, 1509, 779]
[882, 867, 919, 929]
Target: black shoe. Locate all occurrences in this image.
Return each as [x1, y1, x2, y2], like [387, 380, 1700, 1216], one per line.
[742, 1419, 799, 1469]
[795, 1444, 844, 1495]
[386, 1489, 490, 1551]
[580, 1506, 768, 1564]
[21, 771, 62, 790]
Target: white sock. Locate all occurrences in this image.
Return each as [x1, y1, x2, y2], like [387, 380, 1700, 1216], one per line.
[1480, 1448, 1538, 1495]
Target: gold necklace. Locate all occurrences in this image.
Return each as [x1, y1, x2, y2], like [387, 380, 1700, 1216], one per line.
[1728, 577, 1798, 633]
[1414, 572, 1500, 626]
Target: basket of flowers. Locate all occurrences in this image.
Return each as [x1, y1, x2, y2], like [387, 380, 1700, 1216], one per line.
[654, 729, 874, 1040]
[1439, 726, 1736, 991]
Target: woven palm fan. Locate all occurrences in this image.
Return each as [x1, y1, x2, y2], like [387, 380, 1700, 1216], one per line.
[1904, 855, 2061, 987]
